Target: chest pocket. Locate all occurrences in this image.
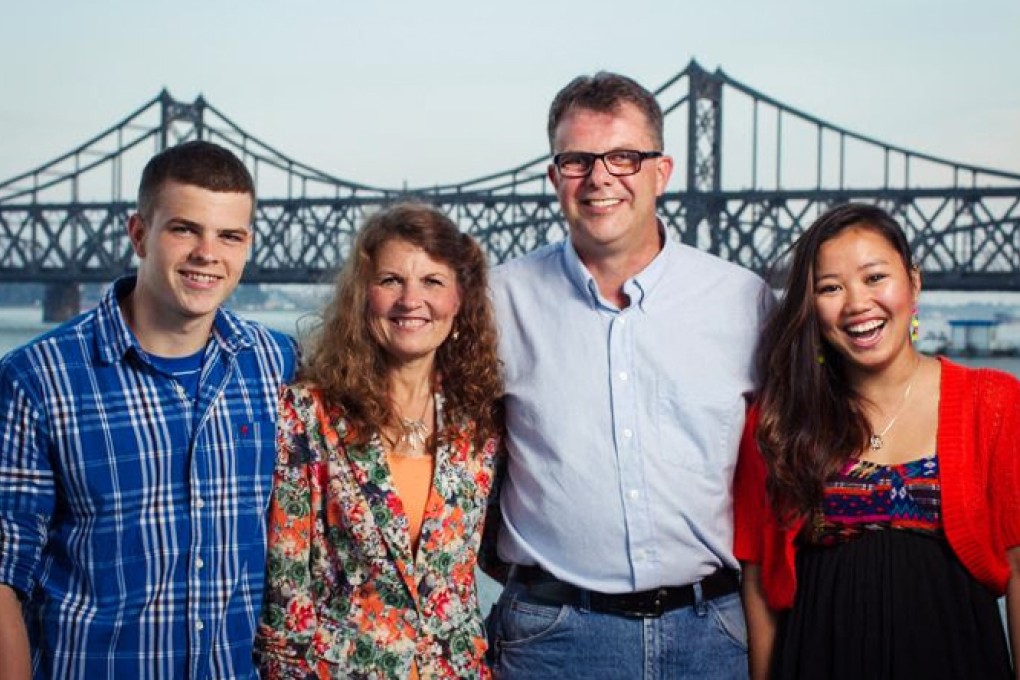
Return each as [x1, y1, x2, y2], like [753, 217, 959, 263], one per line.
[235, 420, 275, 488]
[192, 404, 277, 555]
[656, 387, 743, 474]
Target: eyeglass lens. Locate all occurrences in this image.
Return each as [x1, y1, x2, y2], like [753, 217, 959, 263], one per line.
[556, 151, 651, 177]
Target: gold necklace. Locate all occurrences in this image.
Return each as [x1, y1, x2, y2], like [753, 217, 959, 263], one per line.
[868, 359, 921, 451]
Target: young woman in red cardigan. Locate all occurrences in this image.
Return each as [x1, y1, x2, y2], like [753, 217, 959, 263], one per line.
[735, 203, 1020, 679]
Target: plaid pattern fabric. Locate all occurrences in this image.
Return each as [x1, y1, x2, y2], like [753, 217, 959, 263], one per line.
[0, 277, 297, 679]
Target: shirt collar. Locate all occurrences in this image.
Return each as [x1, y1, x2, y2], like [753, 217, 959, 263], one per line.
[560, 220, 675, 312]
[94, 276, 253, 365]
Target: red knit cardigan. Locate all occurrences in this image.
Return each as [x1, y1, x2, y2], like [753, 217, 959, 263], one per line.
[733, 357, 1020, 611]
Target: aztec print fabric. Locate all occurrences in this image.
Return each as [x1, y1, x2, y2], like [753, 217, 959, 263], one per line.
[803, 454, 942, 546]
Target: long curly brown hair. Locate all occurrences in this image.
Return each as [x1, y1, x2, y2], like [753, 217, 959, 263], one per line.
[755, 202, 916, 519]
[300, 202, 503, 451]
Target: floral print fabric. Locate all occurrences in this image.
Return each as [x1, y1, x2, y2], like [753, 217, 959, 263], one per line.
[255, 384, 496, 679]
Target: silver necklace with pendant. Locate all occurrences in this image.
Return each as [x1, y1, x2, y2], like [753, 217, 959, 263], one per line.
[868, 359, 920, 451]
[389, 392, 433, 458]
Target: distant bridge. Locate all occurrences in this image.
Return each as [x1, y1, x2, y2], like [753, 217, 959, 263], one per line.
[2, 59, 1019, 319]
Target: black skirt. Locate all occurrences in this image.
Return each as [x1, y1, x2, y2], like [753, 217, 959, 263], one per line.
[773, 529, 1012, 679]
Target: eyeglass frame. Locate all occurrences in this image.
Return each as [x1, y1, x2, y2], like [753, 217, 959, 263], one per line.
[551, 150, 664, 178]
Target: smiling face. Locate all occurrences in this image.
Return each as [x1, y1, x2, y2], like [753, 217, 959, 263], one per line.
[814, 225, 920, 376]
[126, 180, 253, 344]
[548, 101, 673, 265]
[367, 238, 461, 368]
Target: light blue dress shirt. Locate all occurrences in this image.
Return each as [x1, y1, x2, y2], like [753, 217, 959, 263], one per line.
[490, 231, 771, 593]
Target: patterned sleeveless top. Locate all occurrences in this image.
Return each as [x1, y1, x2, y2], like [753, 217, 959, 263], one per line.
[802, 454, 943, 547]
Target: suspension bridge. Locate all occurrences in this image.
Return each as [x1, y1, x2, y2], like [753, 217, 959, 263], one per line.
[2, 59, 1019, 320]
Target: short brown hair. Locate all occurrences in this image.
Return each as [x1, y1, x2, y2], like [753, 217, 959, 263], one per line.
[547, 72, 664, 150]
[137, 140, 255, 221]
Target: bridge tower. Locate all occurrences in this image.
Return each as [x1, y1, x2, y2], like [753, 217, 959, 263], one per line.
[682, 61, 723, 248]
[158, 89, 208, 150]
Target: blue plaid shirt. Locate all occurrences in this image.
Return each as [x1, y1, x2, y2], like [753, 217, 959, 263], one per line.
[0, 277, 298, 679]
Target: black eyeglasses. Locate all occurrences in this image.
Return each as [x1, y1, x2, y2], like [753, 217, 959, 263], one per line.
[552, 150, 663, 178]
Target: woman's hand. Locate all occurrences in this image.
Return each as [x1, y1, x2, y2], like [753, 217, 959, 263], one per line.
[741, 563, 776, 680]
[1007, 546, 1020, 680]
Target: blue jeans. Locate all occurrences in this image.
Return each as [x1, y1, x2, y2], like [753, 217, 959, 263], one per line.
[486, 580, 748, 679]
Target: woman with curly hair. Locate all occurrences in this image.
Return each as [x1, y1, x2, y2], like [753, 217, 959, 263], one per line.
[255, 203, 503, 679]
[734, 203, 1020, 679]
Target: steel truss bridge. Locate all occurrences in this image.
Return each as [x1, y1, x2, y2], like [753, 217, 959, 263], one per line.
[2, 59, 1020, 319]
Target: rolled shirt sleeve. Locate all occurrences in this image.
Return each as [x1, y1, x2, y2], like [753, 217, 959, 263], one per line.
[0, 359, 56, 597]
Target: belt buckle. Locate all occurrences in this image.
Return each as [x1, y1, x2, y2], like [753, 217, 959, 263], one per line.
[645, 588, 667, 618]
[612, 588, 667, 618]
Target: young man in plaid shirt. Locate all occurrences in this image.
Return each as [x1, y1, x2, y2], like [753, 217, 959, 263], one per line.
[0, 141, 298, 679]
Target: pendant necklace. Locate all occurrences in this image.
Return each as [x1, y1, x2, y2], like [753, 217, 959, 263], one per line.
[388, 392, 433, 458]
[868, 359, 920, 451]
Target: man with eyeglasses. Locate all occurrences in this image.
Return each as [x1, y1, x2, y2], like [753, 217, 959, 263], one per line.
[485, 72, 770, 678]
[0, 141, 297, 679]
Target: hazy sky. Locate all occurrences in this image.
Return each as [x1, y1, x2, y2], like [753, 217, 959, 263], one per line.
[2, 1, 1018, 191]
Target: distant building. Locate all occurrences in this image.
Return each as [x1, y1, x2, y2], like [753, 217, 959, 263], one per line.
[947, 318, 1000, 356]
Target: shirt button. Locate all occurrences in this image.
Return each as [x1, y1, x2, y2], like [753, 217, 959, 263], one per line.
[618, 371, 629, 381]
[617, 317, 626, 326]
[195, 497, 205, 509]
[622, 429, 633, 439]
[195, 620, 204, 631]
[196, 557, 204, 570]
[634, 549, 646, 563]
[627, 489, 640, 500]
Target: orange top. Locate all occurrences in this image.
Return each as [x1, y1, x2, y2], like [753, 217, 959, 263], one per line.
[387, 452, 435, 680]
[388, 453, 435, 550]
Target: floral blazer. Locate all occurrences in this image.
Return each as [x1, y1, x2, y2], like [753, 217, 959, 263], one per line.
[255, 384, 497, 679]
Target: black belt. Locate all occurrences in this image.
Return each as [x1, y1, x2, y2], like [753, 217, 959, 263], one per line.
[508, 564, 739, 619]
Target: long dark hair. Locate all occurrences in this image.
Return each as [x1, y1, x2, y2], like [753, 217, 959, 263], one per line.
[755, 202, 915, 518]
